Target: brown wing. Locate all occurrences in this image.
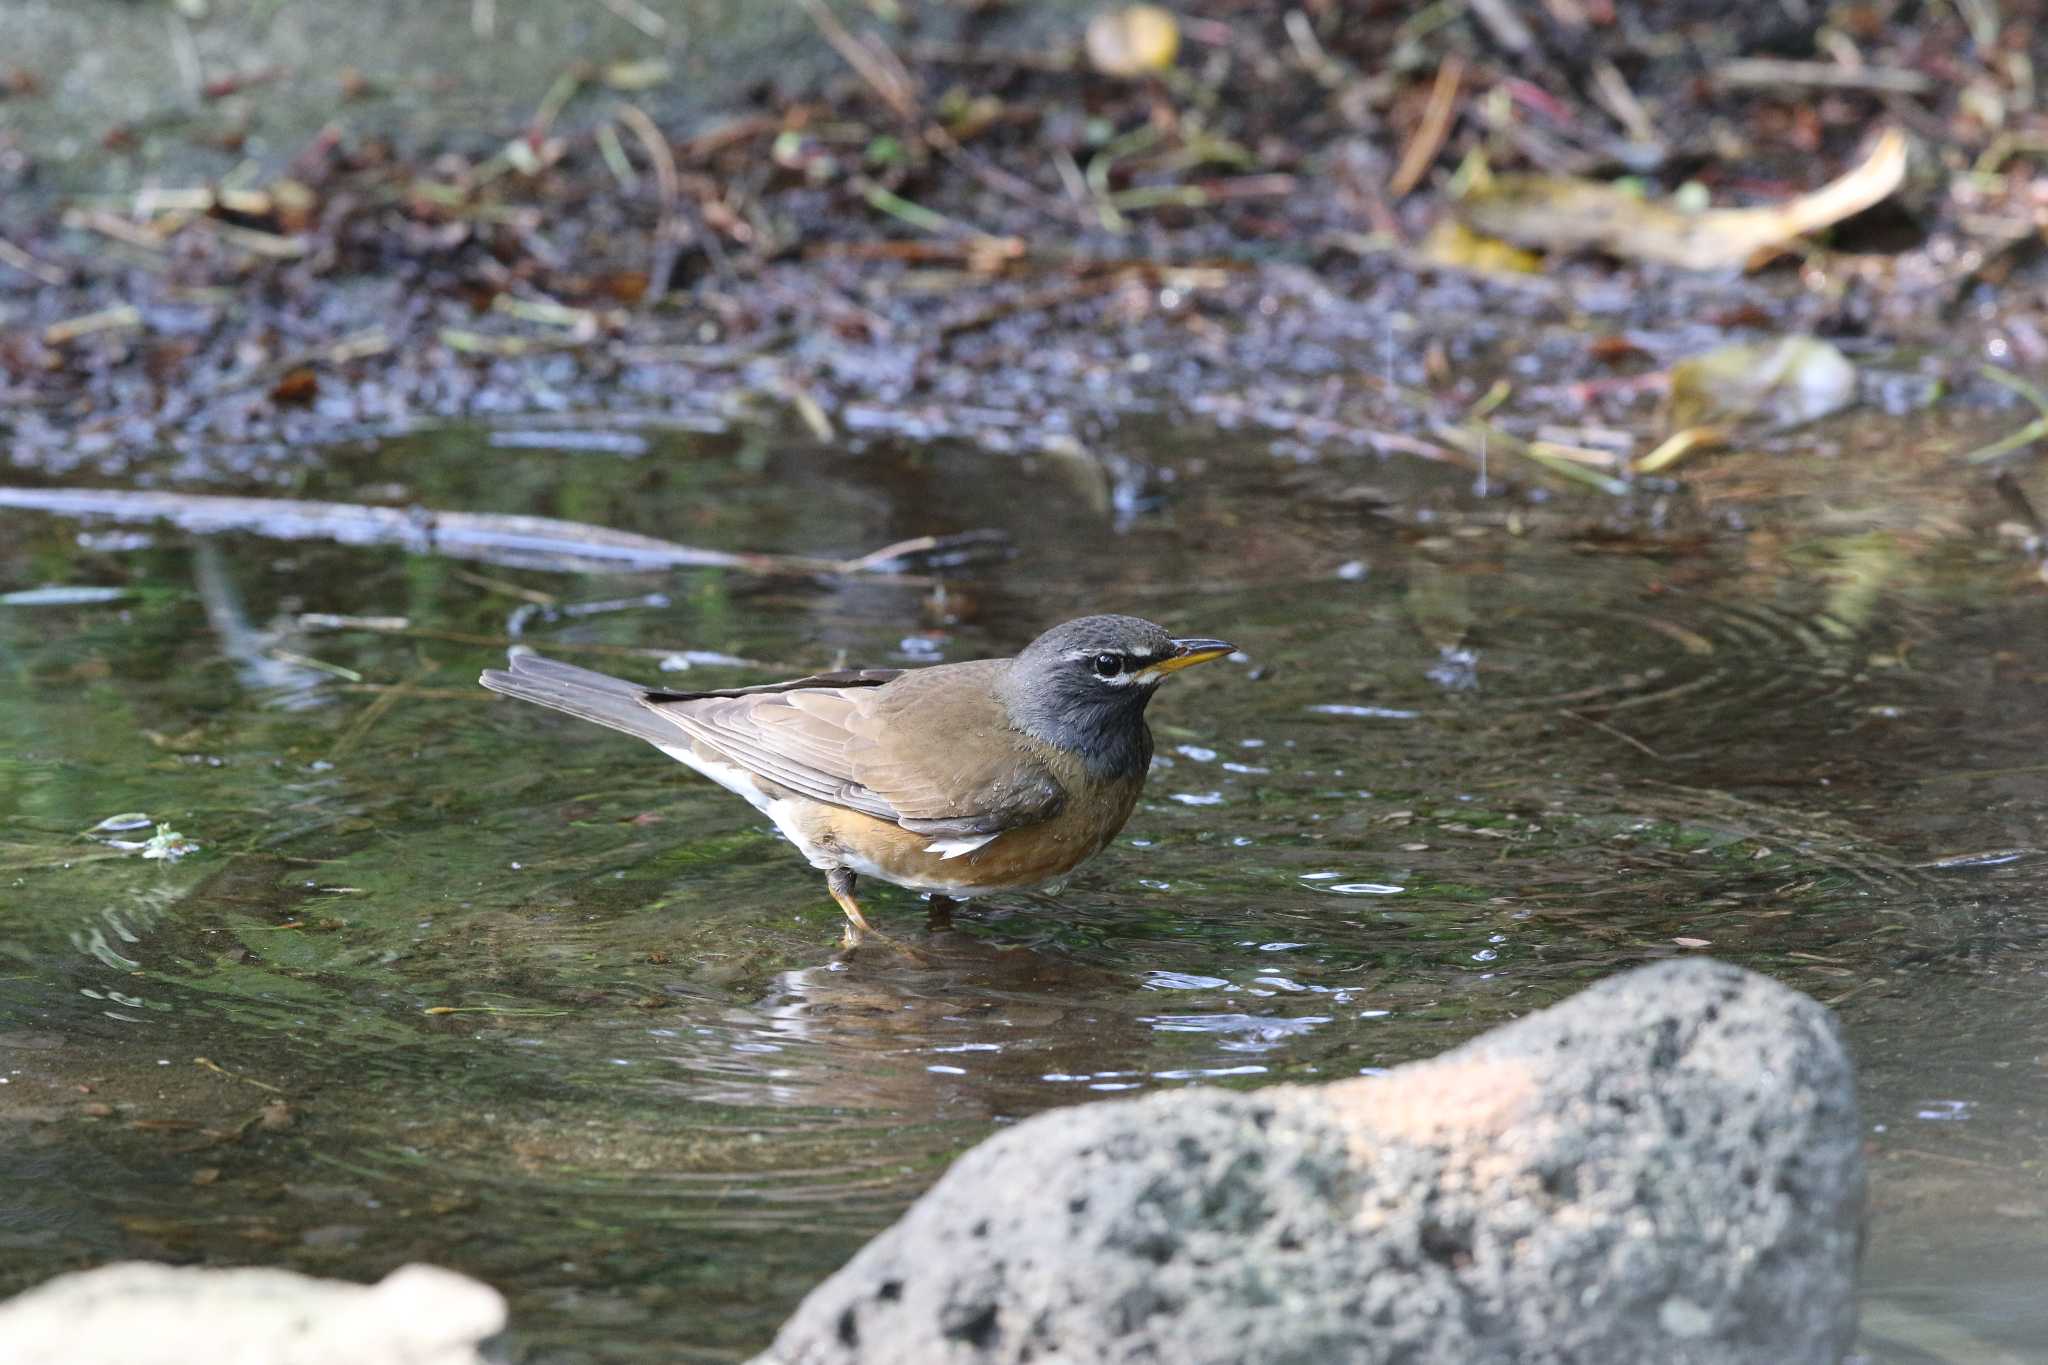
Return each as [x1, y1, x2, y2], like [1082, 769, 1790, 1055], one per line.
[645, 668, 901, 701]
[643, 658, 1066, 837]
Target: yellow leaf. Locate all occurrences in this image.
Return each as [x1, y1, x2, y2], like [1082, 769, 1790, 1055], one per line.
[1086, 5, 1180, 78]
[1454, 128, 1907, 271]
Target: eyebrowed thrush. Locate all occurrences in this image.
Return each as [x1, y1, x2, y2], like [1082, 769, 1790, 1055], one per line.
[478, 614, 1233, 939]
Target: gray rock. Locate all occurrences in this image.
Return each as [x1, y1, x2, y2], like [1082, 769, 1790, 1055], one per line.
[0, 1261, 504, 1365]
[759, 959, 1863, 1365]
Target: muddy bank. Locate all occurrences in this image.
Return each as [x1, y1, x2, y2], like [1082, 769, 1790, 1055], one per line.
[3, 0, 2045, 536]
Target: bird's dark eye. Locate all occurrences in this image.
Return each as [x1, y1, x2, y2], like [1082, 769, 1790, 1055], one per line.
[1092, 652, 1123, 678]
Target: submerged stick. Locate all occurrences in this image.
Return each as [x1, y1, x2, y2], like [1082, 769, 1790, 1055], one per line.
[0, 486, 1004, 577]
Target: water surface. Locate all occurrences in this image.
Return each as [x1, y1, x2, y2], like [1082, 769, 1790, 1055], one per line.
[2, 419, 2043, 1362]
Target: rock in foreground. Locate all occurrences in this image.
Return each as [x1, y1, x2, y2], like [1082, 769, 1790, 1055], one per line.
[760, 959, 1863, 1365]
[0, 1261, 504, 1365]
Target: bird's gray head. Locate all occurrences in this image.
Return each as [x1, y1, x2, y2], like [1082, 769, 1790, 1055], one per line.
[1001, 614, 1234, 779]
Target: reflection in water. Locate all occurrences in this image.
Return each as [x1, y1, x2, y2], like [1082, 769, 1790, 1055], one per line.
[0, 420, 2045, 1361]
[191, 540, 334, 707]
[752, 932, 1144, 1115]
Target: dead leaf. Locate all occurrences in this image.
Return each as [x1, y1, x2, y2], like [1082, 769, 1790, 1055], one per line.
[1668, 337, 1856, 430]
[1086, 5, 1180, 77]
[1416, 219, 1542, 275]
[1454, 128, 1907, 270]
[1634, 425, 1728, 474]
[270, 367, 318, 406]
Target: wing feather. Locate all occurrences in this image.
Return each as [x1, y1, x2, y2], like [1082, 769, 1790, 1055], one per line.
[643, 659, 1066, 835]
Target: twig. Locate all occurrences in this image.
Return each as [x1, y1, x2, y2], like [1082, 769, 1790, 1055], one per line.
[1561, 709, 1664, 760]
[611, 101, 689, 300]
[675, 115, 782, 163]
[440, 328, 582, 357]
[1466, 0, 1535, 52]
[451, 569, 559, 605]
[852, 176, 967, 235]
[267, 650, 363, 683]
[595, 120, 639, 192]
[333, 658, 436, 757]
[337, 685, 492, 700]
[44, 305, 142, 346]
[1390, 55, 1464, 199]
[1967, 365, 2048, 465]
[780, 374, 837, 443]
[906, 40, 1077, 74]
[1589, 58, 1658, 146]
[193, 1057, 287, 1095]
[798, 0, 918, 120]
[529, 62, 593, 140]
[220, 328, 390, 397]
[61, 208, 170, 252]
[1437, 421, 1632, 495]
[799, 0, 1071, 224]
[593, 0, 667, 39]
[0, 237, 65, 285]
[0, 486, 1008, 579]
[493, 293, 599, 332]
[187, 217, 309, 259]
[1105, 173, 1298, 213]
[1283, 9, 1346, 86]
[1716, 57, 1934, 96]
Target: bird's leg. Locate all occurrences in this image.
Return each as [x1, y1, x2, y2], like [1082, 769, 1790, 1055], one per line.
[926, 894, 958, 931]
[827, 866, 876, 944]
[826, 867, 933, 961]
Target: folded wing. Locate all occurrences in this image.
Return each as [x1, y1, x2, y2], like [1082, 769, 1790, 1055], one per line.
[645, 659, 1066, 838]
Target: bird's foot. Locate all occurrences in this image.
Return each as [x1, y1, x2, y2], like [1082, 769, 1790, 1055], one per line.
[828, 867, 930, 962]
[925, 894, 959, 932]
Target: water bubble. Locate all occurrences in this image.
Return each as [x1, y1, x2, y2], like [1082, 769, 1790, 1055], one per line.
[1171, 791, 1224, 806]
[1144, 1014, 1332, 1050]
[1143, 971, 1233, 991]
[1303, 874, 1404, 895]
[1175, 744, 1218, 762]
[1153, 1064, 1268, 1080]
[1915, 1100, 1974, 1121]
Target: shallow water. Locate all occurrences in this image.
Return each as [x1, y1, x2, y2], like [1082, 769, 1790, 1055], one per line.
[2, 420, 2044, 1362]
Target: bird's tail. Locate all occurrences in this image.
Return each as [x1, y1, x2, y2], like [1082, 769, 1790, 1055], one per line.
[478, 653, 679, 747]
